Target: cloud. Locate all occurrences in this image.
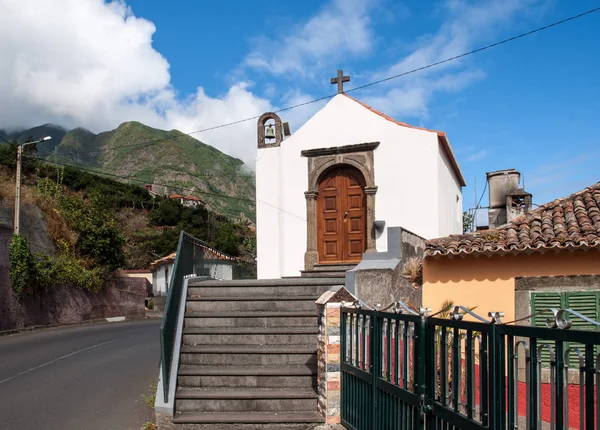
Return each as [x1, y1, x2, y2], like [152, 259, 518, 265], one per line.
[243, 0, 374, 77]
[0, 0, 271, 166]
[358, 0, 540, 120]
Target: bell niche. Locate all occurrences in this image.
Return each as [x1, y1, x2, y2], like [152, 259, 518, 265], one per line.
[257, 112, 283, 149]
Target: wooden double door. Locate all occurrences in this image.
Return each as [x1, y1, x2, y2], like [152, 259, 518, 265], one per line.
[317, 166, 367, 264]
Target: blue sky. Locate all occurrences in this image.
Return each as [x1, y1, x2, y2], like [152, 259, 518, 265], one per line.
[1, 0, 599, 216]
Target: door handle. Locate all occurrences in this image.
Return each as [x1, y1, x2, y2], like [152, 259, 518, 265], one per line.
[344, 212, 348, 221]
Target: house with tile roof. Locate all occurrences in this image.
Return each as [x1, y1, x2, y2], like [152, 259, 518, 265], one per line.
[168, 194, 205, 208]
[256, 87, 465, 279]
[149, 242, 247, 296]
[423, 181, 600, 324]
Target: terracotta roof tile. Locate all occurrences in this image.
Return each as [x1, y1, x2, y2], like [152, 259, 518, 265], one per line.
[342, 93, 466, 187]
[425, 181, 600, 257]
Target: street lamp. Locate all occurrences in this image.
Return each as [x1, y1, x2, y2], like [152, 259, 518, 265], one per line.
[14, 136, 52, 235]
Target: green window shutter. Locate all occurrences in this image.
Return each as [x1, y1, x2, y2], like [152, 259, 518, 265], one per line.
[565, 292, 600, 367]
[565, 292, 600, 330]
[531, 292, 564, 367]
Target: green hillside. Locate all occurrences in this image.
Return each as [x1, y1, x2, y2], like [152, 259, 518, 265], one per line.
[35, 122, 256, 220]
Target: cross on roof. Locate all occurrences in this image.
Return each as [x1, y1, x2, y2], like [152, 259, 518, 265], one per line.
[330, 69, 350, 94]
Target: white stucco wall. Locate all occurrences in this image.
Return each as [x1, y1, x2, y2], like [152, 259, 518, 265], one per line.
[152, 262, 173, 296]
[256, 94, 463, 279]
[437, 144, 463, 237]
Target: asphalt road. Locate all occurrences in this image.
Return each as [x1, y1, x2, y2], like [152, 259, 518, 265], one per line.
[0, 319, 161, 430]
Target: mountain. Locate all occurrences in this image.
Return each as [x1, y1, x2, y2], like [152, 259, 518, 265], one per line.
[0, 124, 68, 152]
[4, 122, 255, 220]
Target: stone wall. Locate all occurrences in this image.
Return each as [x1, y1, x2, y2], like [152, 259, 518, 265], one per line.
[115, 276, 152, 295]
[0, 224, 145, 331]
[348, 227, 424, 308]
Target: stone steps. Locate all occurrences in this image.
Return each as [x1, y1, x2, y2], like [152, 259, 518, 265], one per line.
[172, 276, 332, 427]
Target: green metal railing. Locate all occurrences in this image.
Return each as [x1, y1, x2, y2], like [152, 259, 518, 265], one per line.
[159, 231, 257, 402]
[341, 304, 600, 430]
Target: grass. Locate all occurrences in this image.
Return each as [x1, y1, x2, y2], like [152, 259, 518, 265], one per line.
[141, 379, 157, 409]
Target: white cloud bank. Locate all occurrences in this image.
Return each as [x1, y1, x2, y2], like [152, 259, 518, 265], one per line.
[0, 0, 545, 167]
[0, 0, 271, 165]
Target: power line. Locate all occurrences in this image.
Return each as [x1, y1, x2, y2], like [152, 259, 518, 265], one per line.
[33, 155, 309, 222]
[35, 147, 250, 181]
[347, 7, 600, 93]
[33, 156, 257, 204]
[35, 6, 600, 157]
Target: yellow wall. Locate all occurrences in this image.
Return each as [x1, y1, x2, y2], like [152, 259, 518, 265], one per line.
[422, 249, 600, 322]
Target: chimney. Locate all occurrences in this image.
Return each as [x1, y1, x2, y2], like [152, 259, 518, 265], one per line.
[486, 169, 533, 228]
[486, 169, 521, 228]
[506, 189, 532, 223]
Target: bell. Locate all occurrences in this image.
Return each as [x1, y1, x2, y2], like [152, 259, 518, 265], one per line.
[264, 124, 276, 140]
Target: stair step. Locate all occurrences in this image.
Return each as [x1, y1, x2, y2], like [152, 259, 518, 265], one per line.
[299, 270, 347, 278]
[176, 388, 317, 400]
[172, 411, 325, 425]
[184, 311, 318, 328]
[186, 311, 317, 317]
[179, 366, 316, 376]
[180, 345, 316, 366]
[313, 263, 355, 272]
[182, 327, 318, 346]
[181, 345, 316, 354]
[187, 278, 341, 298]
[175, 388, 317, 412]
[187, 295, 319, 301]
[177, 365, 317, 389]
[183, 327, 318, 335]
[188, 278, 343, 287]
[186, 298, 317, 312]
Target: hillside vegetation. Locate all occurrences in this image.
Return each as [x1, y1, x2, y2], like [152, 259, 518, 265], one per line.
[4, 122, 256, 220]
[0, 142, 256, 295]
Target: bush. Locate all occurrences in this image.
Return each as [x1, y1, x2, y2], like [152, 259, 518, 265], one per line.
[32, 253, 105, 293]
[57, 193, 126, 270]
[9, 234, 32, 297]
[148, 199, 181, 226]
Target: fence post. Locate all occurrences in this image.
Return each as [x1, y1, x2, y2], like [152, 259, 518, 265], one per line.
[417, 309, 428, 430]
[372, 306, 380, 429]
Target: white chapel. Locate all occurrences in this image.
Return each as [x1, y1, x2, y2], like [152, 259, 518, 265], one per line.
[256, 71, 465, 279]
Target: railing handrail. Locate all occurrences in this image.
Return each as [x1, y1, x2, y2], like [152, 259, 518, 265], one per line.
[159, 230, 186, 402]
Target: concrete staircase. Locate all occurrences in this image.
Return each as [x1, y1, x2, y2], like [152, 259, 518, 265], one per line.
[171, 277, 345, 429]
[299, 263, 355, 279]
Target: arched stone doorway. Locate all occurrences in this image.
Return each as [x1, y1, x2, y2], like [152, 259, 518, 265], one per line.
[302, 142, 379, 271]
[317, 165, 367, 263]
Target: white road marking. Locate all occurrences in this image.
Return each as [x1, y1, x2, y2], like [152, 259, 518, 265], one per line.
[0, 340, 115, 386]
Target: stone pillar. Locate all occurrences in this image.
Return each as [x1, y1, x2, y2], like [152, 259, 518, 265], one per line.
[304, 190, 319, 270]
[316, 287, 356, 425]
[365, 186, 378, 253]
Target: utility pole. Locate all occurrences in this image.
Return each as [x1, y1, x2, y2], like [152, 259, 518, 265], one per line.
[14, 136, 51, 235]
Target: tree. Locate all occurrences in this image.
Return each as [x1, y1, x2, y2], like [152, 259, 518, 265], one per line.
[463, 211, 474, 233]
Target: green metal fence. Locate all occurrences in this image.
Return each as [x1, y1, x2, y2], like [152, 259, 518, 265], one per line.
[341, 304, 600, 430]
[159, 231, 256, 402]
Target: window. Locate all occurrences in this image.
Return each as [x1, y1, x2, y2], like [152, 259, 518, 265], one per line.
[531, 291, 600, 366]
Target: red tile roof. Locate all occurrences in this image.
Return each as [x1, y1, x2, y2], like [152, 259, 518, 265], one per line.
[343, 94, 466, 187]
[169, 194, 183, 199]
[149, 242, 248, 271]
[425, 181, 600, 257]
